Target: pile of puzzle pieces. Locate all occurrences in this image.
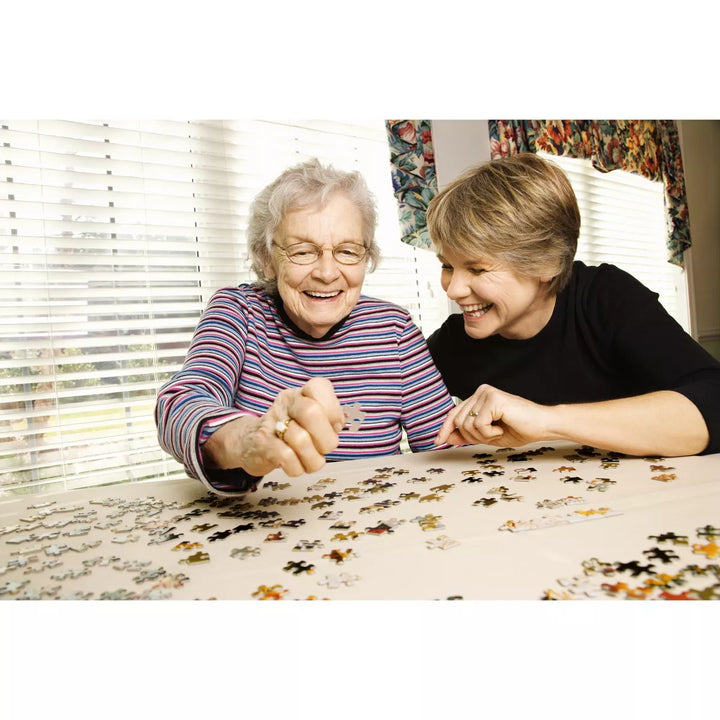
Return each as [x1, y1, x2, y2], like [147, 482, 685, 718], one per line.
[541, 525, 720, 600]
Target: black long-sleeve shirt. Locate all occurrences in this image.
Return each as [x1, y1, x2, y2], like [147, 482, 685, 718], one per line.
[427, 262, 720, 454]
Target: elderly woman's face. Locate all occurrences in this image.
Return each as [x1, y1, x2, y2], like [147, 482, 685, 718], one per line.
[267, 194, 367, 338]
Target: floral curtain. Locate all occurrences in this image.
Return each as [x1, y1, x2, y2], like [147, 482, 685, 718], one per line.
[488, 120, 691, 266]
[385, 120, 437, 249]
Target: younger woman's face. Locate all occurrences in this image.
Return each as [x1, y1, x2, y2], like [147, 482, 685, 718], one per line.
[437, 247, 556, 340]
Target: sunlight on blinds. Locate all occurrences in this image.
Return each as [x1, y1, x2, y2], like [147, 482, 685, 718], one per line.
[539, 152, 690, 332]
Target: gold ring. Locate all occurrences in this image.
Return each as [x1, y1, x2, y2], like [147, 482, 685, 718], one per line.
[468, 410, 479, 417]
[274, 418, 291, 441]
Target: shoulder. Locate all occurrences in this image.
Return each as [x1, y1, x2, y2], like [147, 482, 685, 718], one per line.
[200, 285, 280, 333]
[349, 295, 415, 327]
[355, 294, 411, 316]
[205, 284, 277, 315]
[559, 262, 673, 347]
[427, 312, 466, 349]
[209, 283, 271, 305]
[566, 261, 660, 314]
[569, 261, 656, 296]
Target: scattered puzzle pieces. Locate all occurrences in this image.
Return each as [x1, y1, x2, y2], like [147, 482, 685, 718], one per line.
[283, 560, 315, 575]
[264, 531, 287, 543]
[3, 444, 717, 604]
[317, 573, 360, 590]
[643, 547, 680, 564]
[473, 498, 498, 507]
[252, 584, 288, 600]
[191, 523, 218, 533]
[697, 525, 720, 541]
[419, 493, 443, 503]
[545, 523, 720, 601]
[500, 508, 622, 532]
[322, 548, 356, 564]
[652, 473, 677, 482]
[658, 589, 698, 601]
[460, 475, 486, 483]
[425, 535, 460, 551]
[690, 585, 720, 600]
[292, 539, 324, 552]
[365, 519, 404, 535]
[586, 478, 616, 492]
[410, 514, 445, 531]
[331, 531, 360, 541]
[430, 484, 455, 493]
[536, 496, 585, 510]
[230, 547, 261, 560]
[692, 542, 720, 559]
[648, 532, 689, 545]
[614, 560, 656, 577]
[207, 529, 233, 542]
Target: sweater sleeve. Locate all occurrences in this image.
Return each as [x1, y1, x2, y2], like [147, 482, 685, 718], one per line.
[590, 265, 720, 454]
[398, 314, 457, 452]
[154, 288, 263, 494]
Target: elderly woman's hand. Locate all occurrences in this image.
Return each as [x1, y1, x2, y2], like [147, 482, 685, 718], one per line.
[435, 384, 553, 448]
[202, 377, 345, 478]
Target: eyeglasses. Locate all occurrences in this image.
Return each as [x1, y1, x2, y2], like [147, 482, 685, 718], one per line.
[272, 241, 368, 266]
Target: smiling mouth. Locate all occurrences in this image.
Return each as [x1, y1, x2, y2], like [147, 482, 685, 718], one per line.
[304, 290, 342, 299]
[462, 302, 493, 318]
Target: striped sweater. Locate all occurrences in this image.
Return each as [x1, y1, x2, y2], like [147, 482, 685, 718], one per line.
[155, 284, 456, 494]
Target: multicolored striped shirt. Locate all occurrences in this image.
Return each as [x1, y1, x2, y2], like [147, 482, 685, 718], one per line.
[155, 284, 455, 494]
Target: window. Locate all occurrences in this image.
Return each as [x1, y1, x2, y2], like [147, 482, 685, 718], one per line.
[0, 120, 448, 497]
[538, 152, 690, 332]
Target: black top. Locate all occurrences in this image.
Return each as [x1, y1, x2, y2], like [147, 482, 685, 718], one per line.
[427, 261, 720, 454]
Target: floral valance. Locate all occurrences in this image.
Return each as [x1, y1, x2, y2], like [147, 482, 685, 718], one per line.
[488, 120, 691, 266]
[385, 120, 437, 249]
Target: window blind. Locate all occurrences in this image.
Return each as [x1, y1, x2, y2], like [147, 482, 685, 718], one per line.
[538, 152, 690, 331]
[0, 119, 448, 497]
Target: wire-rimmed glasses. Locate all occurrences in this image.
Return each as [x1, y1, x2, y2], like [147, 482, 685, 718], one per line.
[272, 241, 368, 265]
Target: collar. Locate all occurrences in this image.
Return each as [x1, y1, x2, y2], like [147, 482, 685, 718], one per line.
[271, 292, 350, 341]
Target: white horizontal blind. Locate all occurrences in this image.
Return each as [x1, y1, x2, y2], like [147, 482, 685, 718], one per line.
[538, 152, 690, 331]
[0, 119, 447, 497]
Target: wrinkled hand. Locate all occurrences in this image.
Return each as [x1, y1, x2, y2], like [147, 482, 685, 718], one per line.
[435, 384, 553, 448]
[203, 377, 345, 477]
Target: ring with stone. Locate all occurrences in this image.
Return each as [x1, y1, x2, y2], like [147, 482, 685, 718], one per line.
[274, 418, 291, 441]
[468, 410, 479, 417]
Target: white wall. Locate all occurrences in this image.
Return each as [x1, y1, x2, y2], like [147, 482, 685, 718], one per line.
[432, 120, 491, 189]
[678, 120, 720, 358]
[430, 120, 492, 316]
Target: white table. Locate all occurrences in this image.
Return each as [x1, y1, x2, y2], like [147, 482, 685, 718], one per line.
[2, 441, 719, 600]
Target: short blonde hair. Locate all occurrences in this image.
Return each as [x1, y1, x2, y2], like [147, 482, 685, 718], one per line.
[247, 158, 380, 293]
[426, 153, 580, 294]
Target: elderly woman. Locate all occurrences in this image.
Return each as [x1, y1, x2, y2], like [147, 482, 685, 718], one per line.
[155, 158, 455, 495]
[426, 153, 720, 457]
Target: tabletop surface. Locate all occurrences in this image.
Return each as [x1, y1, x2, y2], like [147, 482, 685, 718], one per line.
[2, 441, 719, 600]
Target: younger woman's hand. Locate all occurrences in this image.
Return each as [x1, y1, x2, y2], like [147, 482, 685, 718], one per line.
[435, 384, 552, 448]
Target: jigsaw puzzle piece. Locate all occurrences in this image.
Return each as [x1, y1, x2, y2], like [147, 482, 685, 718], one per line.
[341, 402, 366, 431]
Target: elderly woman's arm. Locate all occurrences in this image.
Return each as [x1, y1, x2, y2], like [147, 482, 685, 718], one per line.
[437, 385, 710, 457]
[155, 288, 345, 494]
[201, 377, 345, 477]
